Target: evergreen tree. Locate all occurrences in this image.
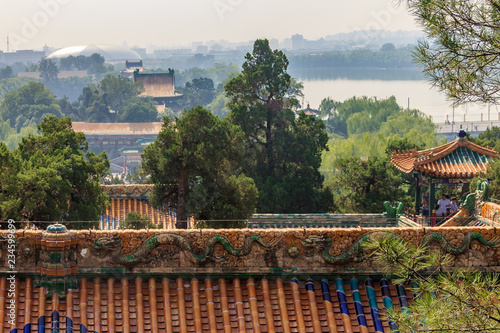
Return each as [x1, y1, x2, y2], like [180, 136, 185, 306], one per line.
[142, 106, 257, 228]
[226, 39, 332, 213]
[0, 116, 109, 225]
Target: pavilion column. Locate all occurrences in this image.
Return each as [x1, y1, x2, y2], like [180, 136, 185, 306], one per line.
[415, 175, 421, 215]
[429, 181, 436, 216]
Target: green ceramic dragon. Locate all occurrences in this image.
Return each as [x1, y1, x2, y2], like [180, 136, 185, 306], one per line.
[304, 231, 499, 264]
[93, 233, 279, 266]
[383, 201, 404, 218]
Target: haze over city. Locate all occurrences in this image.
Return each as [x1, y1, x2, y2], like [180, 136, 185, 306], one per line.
[0, 0, 420, 51]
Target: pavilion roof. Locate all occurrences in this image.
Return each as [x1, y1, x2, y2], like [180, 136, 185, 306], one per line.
[391, 136, 498, 178]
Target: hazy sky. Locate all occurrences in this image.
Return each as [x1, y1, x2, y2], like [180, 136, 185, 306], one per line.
[0, 0, 421, 51]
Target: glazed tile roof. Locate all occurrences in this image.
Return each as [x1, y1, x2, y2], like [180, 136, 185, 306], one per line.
[2, 276, 412, 333]
[391, 137, 498, 178]
[72, 122, 163, 136]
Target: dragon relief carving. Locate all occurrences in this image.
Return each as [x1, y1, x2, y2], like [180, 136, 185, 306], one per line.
[293, 232, 500, 265]
[92, 233, 280, 266]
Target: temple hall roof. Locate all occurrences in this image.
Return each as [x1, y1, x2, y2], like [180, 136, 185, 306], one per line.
[134, 70, 181, 98]
[391, 134, 498, 178]
[72, 122, 163, 136]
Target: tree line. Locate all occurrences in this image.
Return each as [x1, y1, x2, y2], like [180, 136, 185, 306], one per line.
[0, 39, 450, 226]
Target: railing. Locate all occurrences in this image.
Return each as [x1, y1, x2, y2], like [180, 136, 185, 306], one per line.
[248, 213, 400, 228]
[0, 216, 401, 230]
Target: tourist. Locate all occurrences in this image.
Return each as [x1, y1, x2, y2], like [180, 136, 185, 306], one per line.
[421, 195, 429, 216]
[434, 204, 445, 224]
[438, 194, 452, 216]
[450, 197, 458, 214]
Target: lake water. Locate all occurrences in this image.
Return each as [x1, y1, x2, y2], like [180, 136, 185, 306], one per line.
[289, 68, 496, 123]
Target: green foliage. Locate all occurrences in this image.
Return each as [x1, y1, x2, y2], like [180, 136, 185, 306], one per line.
[226, 39, 332, 213]
[319, 97, 441, 213]
[142, 106, 257, 227]
[59, 53, 106, 74]
[38, 58, 59, 82]
[369, 234, 500, 332]
[0, 117, 109, 225]
[380, 43, 396, 52]
[207, 72, 239, 118]
[0, 81, 62, 131]
[0, 66, 14, 80]
[76, 74, 143, 122]
[326, 157, 410, 213]
[0, 142, 21, 220]
[125, 166, 149, 184]
[0, 121, 38, 150]
[45, 76, 94, 101]
[407, 0, 500, 105]
[478, 159, 500, 201]
[102, 172, 125, 185]
[469, 126, 500, 152]
[119, 212, 159, 230]
[288, 46, 416, 69]
[320, 103, 442, 181]
[0, 77, 37, 101]
[322, 96, 402, 137]
[178, 77, 216, 110]
[118, 98, 159, 123]
[174, 63, 240, 87]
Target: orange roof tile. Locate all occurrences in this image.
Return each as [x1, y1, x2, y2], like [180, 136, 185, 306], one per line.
[72, 122, 163, 136]
[391, 137, 498, 178]
[4, 277, 410, 333]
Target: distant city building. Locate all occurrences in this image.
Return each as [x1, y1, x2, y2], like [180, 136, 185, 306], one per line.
[195, 45, 208, 54]
[47, 44, 141, 61]
[270, 38, 279, 49]
[291, 34, 305, 50]
[152, 49, 191, 58]
[210, 44, 223, 52]
[0, 49, 45, 65]
[283, 38, 293, 50]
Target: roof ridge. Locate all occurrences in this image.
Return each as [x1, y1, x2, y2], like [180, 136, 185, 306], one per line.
[462, 140, 499, 158]
[414, 140, 460, 167]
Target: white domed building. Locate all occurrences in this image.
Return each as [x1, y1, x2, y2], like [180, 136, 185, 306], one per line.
[47, 44, 141, 61]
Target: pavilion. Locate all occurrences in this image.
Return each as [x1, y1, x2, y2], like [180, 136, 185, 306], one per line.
[391, 130, 498, 214]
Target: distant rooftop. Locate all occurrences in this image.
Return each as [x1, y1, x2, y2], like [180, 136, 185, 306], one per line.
[72, 122, 163, 136]
[134, 70, 181, 98]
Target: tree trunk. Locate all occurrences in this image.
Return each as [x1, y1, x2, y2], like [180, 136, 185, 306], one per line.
[176, 169, 188, 229]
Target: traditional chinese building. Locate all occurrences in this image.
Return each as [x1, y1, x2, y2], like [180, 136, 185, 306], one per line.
[102, 185, 175, 228]
[72, 122, 163, 172]
[133, 69, 183, 107]
[391, 130, 499, 213]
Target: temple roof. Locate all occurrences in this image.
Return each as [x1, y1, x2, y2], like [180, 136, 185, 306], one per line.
[72, 122, 163, 136]
[5, 276, 408, 333]
[391, 136, 498, 178]
[134, 70, 181, 98]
